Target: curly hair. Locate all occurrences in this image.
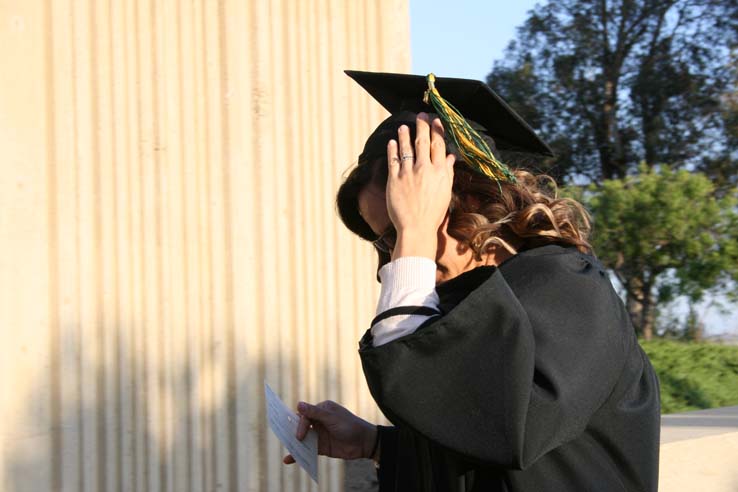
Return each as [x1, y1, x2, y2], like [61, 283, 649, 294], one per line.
[445, 167, 592, 258]
[336, 116, 592, 267]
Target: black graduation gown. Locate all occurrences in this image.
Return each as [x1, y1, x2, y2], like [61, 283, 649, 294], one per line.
[358, 245, 660, 491]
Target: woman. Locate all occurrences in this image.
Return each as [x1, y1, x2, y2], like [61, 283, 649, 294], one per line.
[284, 72, 660, 491]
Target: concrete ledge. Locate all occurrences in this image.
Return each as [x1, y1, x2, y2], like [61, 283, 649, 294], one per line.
[659, 406, 738, 491]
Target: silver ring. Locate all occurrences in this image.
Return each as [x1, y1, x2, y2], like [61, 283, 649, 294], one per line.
[401, 154, 414, 161]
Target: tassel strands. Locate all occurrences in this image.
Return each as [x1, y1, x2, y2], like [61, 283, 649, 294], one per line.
[423, 73, 516, 184]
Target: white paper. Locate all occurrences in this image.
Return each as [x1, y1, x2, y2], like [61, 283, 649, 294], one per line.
[264, 382, 318, 483]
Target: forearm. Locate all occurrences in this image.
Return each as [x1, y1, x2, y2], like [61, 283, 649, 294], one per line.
[391, 229, 437, 261]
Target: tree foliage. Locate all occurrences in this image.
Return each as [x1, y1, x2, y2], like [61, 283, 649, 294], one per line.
[578, 165, 738, 338]
[488, 0, 738, 184]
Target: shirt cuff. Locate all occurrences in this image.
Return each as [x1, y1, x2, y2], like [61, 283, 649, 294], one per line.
[376, 256, 439, 314]
[371, 257, 441, 346]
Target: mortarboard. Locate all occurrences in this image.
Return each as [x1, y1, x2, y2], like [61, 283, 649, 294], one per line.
[345, 71, 554, 174]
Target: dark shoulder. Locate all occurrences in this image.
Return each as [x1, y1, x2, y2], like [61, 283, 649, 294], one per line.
[434, 245, 610, 314]
[502, 243, 601, 268]
[498, 245, 616, 311]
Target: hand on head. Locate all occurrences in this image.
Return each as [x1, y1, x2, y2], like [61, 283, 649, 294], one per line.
[386, 113, 456, 261]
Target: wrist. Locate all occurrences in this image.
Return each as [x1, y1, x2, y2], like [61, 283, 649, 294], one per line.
[391, 229, 437, 261]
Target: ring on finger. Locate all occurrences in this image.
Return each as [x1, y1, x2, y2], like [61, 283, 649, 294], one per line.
[401, 154, 414, 161]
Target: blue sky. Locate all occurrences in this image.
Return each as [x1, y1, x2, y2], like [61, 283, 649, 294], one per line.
[410, 0, 538, 81]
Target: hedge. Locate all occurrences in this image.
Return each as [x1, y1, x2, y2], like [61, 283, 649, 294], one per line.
[640, 340, 738, 414]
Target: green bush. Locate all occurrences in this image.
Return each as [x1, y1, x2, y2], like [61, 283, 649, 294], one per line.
[640, 340, 738, 414]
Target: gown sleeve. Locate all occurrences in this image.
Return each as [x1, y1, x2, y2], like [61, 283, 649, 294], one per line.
[359, 249, 629, 472]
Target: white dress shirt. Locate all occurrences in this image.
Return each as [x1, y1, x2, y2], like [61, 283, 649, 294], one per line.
[371, 256, 442, 346]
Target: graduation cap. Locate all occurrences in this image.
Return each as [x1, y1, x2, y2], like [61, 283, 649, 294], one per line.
[345, 70, 554, 183]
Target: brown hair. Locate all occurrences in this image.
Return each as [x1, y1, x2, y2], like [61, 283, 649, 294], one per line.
[444, 167, 592, 258]
[336, 117, 592, 266]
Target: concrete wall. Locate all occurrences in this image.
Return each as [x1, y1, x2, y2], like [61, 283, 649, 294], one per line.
[0, 1, 409, 491]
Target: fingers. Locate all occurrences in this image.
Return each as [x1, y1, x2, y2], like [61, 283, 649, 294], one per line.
[296, 401, 331, 440]
[298, 401, 329, 420]
[387, 139, 399, 177]
[430, 117, 447, 165]
[397, 125, 414, 172]
[395, 113, 445, 171]
[283, 454, 296, 464]
[414, 113, 431, 164]
[296, 414, 311, 441]
[446, 153, 456, 181]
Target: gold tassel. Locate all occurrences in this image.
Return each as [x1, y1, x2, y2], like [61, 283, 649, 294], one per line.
[423, 73, 516, 184]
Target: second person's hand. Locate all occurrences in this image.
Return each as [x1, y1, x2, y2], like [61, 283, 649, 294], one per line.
[282, 400, 377, 464]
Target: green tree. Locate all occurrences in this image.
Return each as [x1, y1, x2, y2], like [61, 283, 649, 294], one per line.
[488, 0, 738, 183]
[581, 165, 738, 339]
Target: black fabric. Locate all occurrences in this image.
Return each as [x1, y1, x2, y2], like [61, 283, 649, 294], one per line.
[361, 245, 660, 491]
[371, 306, 442, 327]
[376, 426, 399, 487]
